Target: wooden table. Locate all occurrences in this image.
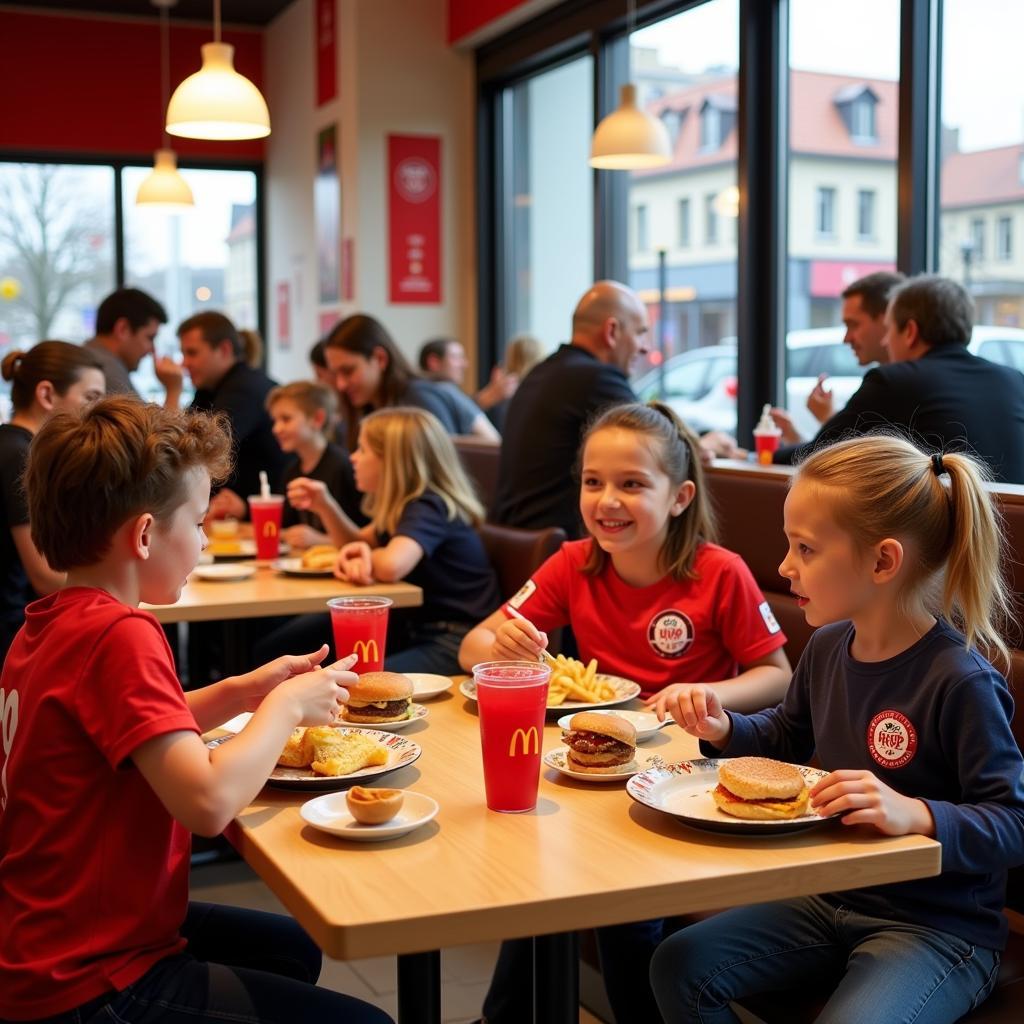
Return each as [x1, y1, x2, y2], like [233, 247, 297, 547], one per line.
[223, 692, 941, 1023]
[144, 564, 422, 624]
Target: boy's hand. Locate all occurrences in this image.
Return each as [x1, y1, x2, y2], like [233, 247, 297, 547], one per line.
[286, 477, 327, 513]
[809, 770, 936, 836]
[335, 542, 374, 585]
[240, 647, 356, 710]
[492, 616, 548, 662]
[646, 684, 731, 742]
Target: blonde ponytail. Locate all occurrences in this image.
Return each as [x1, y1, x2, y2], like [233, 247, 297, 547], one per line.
[796, 436, 1011, 669]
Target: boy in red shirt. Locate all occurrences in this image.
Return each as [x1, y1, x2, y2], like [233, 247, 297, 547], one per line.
[0, 398, 391, 1023]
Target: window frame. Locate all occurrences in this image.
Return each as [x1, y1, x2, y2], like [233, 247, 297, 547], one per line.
[0, 150, 266, 352]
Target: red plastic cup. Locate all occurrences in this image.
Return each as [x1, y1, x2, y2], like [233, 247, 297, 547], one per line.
[753, 428, 781, 466]
[248, 495, 284, 559]
[474, 661, 551, 813]
[328, 596, 392, 673]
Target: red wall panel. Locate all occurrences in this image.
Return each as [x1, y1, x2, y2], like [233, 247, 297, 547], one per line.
[447, 0, 532, 45]
[0, 12, 265, 161]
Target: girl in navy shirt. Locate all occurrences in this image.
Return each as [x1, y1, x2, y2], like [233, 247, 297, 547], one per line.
[650, 435, 1024, 1024]
[287, 406, 500, 674]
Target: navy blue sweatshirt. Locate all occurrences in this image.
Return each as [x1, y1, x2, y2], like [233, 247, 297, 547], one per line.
[703, 619, 1024, 949]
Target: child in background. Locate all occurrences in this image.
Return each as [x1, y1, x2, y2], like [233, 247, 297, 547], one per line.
[267, 381, 364, 550]
[459, 401, 792, 1024]
[0, 341, 105, 662]
[273, 406, 500, 675]
[0, 397, 389, 1024]
[650, 436, 1024, 1024]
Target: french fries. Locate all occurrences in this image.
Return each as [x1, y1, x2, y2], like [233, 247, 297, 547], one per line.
[545, 653, 615, 706]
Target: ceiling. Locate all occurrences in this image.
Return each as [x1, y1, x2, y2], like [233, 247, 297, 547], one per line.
[17, 1, 298, 27]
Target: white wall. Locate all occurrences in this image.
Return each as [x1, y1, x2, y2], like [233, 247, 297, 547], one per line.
[264, 0, 475, 385]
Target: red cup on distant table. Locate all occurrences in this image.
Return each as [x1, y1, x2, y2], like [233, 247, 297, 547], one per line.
[753, 427, 781, 465]
[248, 495, 284, 559]
[328, 596, 393, 673]
[474, 661, 551, 813]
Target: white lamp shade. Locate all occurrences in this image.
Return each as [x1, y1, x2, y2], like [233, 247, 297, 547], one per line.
[590, 83, 672, 170]
[136, 149, 195, 209]
[166, 42, 270, 141]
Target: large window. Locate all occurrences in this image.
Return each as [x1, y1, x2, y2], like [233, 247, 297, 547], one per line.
[627, 0, 739, 434]
[0, 163, 115, 351]
[122, 167, 258, 402]
[0, 159, 260, 411]
[939, 0, 1024, 328]
[501, 55, 594, 354]
[784, 0, 899, 439]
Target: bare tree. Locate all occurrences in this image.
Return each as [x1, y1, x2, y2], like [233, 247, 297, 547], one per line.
[0, 164, 112, 342]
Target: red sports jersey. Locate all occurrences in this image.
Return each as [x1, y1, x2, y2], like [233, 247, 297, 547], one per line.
[505, 540, 786, 697]
[0, 588, 199, 1018]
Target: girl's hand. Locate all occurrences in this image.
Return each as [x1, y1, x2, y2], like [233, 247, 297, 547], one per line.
[275, 660, 358, 727]
[282, 524, 325, 549]
[492, 616, 548, 662]
[809, 770, 935, 836]
[646, 684, 731, 742]
[286, 477, 328, 513]
[335, 541, 375, 585]
[239, 648, 356, 711]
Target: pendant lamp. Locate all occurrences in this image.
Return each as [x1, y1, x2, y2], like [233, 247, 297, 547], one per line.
[165, 0, 270, 141]
[589, 0, 671, 170]
[137, 0, 194, 209]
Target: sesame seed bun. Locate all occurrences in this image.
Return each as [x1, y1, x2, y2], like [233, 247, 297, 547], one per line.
[717, 757, 806, 801]
[568, 711, 637, 747]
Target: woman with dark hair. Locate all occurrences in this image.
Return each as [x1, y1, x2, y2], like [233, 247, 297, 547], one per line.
[0, 341, 105, 660]
[323, 314, 498, 450]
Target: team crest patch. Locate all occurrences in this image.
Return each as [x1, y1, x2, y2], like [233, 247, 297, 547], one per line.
[508, 578, 536, 610]
[867, 710, 918, 769]
[647, 609, 694, 659]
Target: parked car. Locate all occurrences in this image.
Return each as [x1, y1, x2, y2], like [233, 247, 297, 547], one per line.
[633, 325, 1024, 439]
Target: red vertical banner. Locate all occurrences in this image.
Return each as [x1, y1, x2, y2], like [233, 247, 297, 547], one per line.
[276, 281, 291, 348]
[388, 134, 442, 305]
[316, 0, 337, 106]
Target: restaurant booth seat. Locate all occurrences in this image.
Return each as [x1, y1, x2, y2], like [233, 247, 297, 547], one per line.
[577, 463, 1024, 1023]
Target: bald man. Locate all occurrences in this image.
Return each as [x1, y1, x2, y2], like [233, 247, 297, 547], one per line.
[493, 280, 647, 538]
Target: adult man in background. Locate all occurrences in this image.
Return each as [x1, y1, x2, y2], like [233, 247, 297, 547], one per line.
[177, 311, 287, 518]
[774, 275, 1024, 482]
[86, 287, 182, 407]
[493, 280, 646, 539]
[772, 270, 904, 438]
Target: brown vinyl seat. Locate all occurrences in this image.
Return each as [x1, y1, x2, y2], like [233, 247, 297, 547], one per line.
[454, 437, 501, 519]
[478, 521, 566, 601]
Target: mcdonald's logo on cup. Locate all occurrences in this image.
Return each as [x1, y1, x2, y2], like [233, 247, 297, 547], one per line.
[508, 726, 539, 757]
[352, 639, 379, 665]
[328, 596, 393, 673]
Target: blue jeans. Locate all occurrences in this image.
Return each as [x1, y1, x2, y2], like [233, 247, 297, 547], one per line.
[649, 895, 1000, 1024]
[7, 902, 392, 1024]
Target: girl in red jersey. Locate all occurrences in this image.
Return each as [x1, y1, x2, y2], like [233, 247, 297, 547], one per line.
[459, 401, 792, 1024]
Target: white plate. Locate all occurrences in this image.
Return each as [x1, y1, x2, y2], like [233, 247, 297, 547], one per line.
[272, 556, 334, 577]
[627, 758, 834, 835]
[557, 708, 671, 742]
[300, 790, 438, 841]
[405, 673, 453, 701]
[460, 674, 641, 712]
[191, 563, 256, 582]
[207, 728, 421, 790]
[340, 703, 428, 731]
[543, 748, 643, 783]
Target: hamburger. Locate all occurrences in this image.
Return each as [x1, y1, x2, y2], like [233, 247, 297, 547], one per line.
[712, 757, 810, 820]
[342, 671, 414, 724]
[561, 712, 637, 774]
